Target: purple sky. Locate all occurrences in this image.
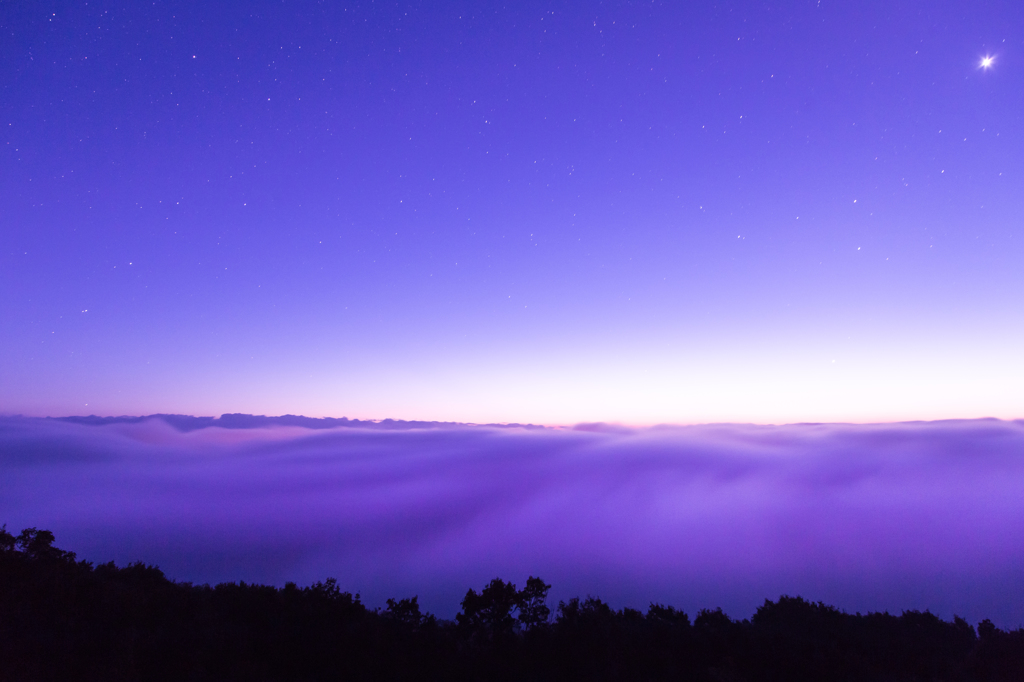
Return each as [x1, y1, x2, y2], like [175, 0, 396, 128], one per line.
[2, 2, 1023, 628]
[2, 1, 1022, 423]
[3, 416, 1024, 626]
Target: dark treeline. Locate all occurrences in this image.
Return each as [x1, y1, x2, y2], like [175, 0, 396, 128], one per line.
[2, 527, 1022, 681]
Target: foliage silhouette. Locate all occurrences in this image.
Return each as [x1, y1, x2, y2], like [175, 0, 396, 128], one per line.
[517, 576, 552, 631]
[1, 526, 1023, 681]
[458, 577, 521, 640]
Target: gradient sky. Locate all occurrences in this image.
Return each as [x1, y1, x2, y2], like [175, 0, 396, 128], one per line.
[3, 0, 1022, 423]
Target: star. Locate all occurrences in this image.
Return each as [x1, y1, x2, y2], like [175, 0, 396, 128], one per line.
[980, 55, 994, 69]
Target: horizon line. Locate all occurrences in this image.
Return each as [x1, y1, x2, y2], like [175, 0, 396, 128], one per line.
[2, 412, 1019, 432]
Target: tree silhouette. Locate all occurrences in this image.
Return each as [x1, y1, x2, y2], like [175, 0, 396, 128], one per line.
[647, 603, 690, 627]
[979, 618, 998, 641]
[458, 578, 520, 639]
[3, 526, 1024, 681]
[517, 576, 552, 631]
[384, 596, 428, 629]
[694, 606, 732, 631]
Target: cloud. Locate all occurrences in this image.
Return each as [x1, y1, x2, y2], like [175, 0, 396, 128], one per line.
[2, 416, 1024, 626]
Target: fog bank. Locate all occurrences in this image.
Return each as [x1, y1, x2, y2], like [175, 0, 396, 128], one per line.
[2, 416, 1023, 626]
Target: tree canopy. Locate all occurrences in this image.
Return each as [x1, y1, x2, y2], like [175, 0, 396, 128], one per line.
[1, 526, 1022, 681]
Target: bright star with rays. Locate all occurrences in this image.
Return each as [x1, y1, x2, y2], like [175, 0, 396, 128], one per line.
[980, 55, 995, 69]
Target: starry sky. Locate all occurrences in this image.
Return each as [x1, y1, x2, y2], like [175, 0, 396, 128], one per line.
[3, 0, 1022, 424]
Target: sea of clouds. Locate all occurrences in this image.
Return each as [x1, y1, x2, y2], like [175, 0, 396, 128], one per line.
[2, 415, 1023, 627]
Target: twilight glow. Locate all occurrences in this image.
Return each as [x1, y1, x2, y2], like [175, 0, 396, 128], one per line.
[1, 2, 1020, 424]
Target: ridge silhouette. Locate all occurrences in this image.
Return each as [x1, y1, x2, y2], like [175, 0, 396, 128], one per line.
[51, 413, 547, 432]
[2, 526, 1022, 681]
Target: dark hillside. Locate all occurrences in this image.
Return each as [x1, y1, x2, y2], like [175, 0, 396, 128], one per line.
[1, 527, 1022, 681]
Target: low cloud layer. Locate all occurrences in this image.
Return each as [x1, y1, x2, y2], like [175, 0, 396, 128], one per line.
[2, 416, 1024, 626]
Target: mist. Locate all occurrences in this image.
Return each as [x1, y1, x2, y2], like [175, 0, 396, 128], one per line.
[2, 415, 1022, 627]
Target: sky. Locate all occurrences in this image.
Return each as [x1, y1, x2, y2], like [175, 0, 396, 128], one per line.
[2, 0, 1021, 424]
[4, 415, 1024, 626]
[4, 2, 1024, 628]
